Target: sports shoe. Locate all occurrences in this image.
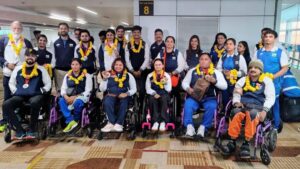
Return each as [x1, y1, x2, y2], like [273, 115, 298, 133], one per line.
[186, 124, 195, 137]
[151, 122, 159, 131]
[197, 125, 205, 137]
[12, 132, 26, 140]
[26, 131, 38, 139]
[113, 124, 123, 132]
[159, 122, 166, 131]
[239, 141, 250, 159]
[0, 123, 7, 133]
[101, 122, 114, 132]
[221, 140, 236, 156]
[63, 120, 78, 133]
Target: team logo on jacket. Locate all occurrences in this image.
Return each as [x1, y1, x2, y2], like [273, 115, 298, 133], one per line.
[69, 44, 74, 47]
[272, 52, 277, 57]
[172, 56, 176, 60]
[46, 55, 50, 58]
[56, 43, 61, 47]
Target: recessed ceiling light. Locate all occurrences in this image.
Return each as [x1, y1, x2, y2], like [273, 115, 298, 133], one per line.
[110, 26, 115, 29]
[49, 14, 72, 22]
[121, 21, 129, 26]
[76, 19, 87, 25]
[77, 6, 98, 15]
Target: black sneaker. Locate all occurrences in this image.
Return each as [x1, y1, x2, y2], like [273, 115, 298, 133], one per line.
[239, 141, 250, 159]
[221, 140, 236, 156]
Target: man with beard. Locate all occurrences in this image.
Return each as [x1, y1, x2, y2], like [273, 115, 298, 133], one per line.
[3, 48, 51, 139]
[35, 34, 55, 78]
[0, 21, 33, 132]
[73, 28, 81, 44]
[116, 25, 127, 62]
[221, 60, 275, 159]
[53, 22, 76, 90]
[74, 29, 98, 74]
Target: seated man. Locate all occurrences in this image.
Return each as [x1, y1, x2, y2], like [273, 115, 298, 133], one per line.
[59, 58, 93, 133]
[2, 48, 51, 139]
[182, 52, 227, 137]
[100, 58, 137, 132]
[221, 60, 275, 158]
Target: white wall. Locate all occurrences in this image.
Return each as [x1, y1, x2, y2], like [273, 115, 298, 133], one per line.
[134, 0, 277, 56]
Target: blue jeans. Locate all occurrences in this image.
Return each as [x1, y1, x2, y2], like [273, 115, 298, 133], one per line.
[103, 95, 129, 125]
[183, 97, 217, 129]
[59, 97, 84, 124]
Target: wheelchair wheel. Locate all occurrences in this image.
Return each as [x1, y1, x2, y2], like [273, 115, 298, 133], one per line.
[4, 128, 12, 143]
[278, 120, 283, 134]
[127, 130, 136, 140]
[141, 129, 147, 138]
[97, 132, 103, 140]
[86, 127, 93, 138]
[267, 129, 277, 152]
[260, 147, 271, 165]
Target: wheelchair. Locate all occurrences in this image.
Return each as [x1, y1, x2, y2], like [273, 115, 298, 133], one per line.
[215, 105, 280, 165]
[141, 94, 176, 138]
[47, 88, 101, 138]
[174, 92, 222, 141]
[97, 94, 141, 140]
[4, 96, 50, 144]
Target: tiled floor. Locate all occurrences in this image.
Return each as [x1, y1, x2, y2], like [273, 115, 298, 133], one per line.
[0, 122, 299, 169]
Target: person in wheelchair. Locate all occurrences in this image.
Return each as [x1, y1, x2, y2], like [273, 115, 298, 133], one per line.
[2, 48, 51, 139]
[100, 58, 137, 132]
[145, 58, 172, 131]
[221, 60, 275, 158]
[182, 52, 227, 137]
[59, 58, 93, 133]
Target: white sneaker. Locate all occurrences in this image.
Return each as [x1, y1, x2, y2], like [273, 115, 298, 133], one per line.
[197, 125, 205, 137]
[113, 124, 123, 132]
[159, 122, 166, 132]
[101, 122, 114, 132]
[152, 122, 159, 131]
[186, 124, 196, 137]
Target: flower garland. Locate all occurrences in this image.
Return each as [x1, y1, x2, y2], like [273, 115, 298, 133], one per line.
[195, 63, 214, 76]
[8, 33, 24, 56]
[44, 64, 52, 78]
[130, 37, 143, 53]
[104, 39, 118, 56]
[243, 73, 266, 92]
[229, 69, 238, 85]
[258, 40, 263, 49]
[214, 45, 225, 58]
[79, 41, 93, 61]
[152, 70, 166, 89]
[67, 69, 87, 85]
[21, 63, 38, 79]
[264, 72, 273, 80]
[113, 69, 127, 88]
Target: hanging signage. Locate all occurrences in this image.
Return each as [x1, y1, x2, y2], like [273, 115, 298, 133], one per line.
[139, 0, 154, 16]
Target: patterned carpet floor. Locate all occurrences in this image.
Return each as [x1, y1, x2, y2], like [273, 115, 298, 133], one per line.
[0, 122, 299, 169]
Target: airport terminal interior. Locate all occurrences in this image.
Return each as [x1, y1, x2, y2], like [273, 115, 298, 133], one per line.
[0, 0, 300, 169]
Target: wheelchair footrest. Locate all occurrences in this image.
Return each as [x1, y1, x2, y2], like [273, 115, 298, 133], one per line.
[142, 122, 151, 129]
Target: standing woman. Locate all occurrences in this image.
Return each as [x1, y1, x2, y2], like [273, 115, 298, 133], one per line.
[98, 29, 121, 73]
[185, 35, 202, 70]
[146, 58, 172, 131]
[100, 58, 137, 132]
[156, 36, 185, 117]
[210, 33, 227, 65]
[216, 38, 247, 111]
[237, 41, 251, 66]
